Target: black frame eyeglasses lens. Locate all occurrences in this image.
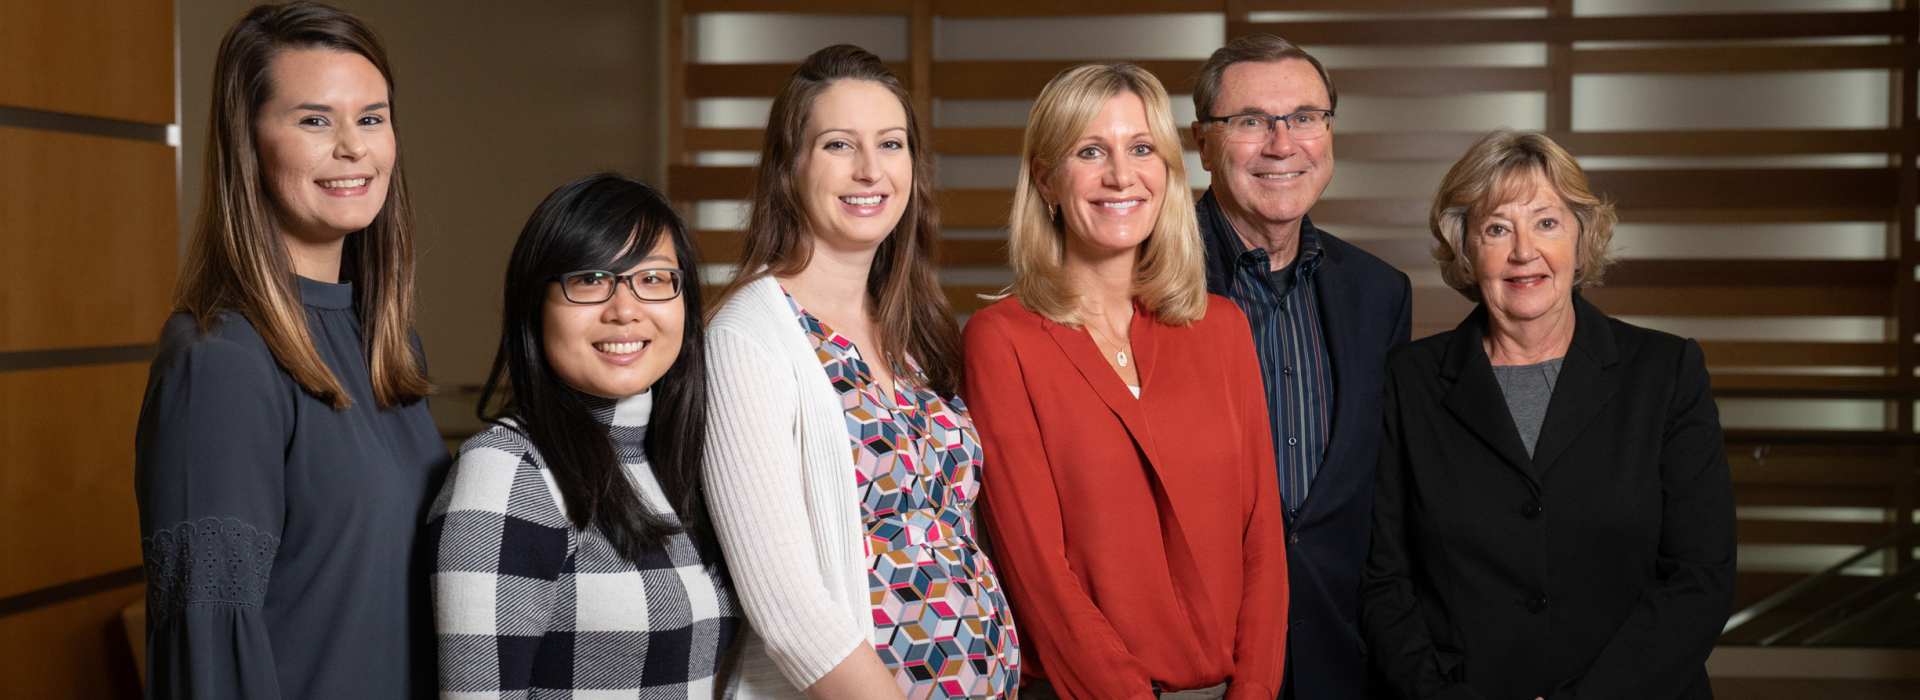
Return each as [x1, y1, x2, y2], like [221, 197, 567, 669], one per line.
[1206, 110, 1334, 143]
[554, 269, 683, 303]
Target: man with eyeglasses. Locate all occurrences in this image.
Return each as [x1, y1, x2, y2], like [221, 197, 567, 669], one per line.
[1192, 34, 1412, 700]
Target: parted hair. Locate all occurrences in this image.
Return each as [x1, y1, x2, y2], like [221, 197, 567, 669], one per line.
[1194, 34, 1337, 120]
[712, 44, 962, 398]
[1008, 62, 1207, 326]
[479, 173, 718, 568]
[177, 1, 428, 410]
[1431, 128, 1618, 303]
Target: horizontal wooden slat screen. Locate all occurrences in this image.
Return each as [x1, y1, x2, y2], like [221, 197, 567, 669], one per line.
[0, 0, 174, 125]
[670, 1, 1920, 591]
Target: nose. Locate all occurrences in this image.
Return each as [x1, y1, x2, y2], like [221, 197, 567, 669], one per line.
[601, 282, 646, 322]
[1261, 121, 1300, 158]
[1105, 153, 1136, 190]
[852, 146, 880, 184]
[1510, 226, 1540, 262]
[334, 123, 368, 160]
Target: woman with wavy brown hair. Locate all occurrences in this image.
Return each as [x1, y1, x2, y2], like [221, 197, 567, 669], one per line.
[704, 44, 1019, 700]
[134, 3, 447, 698]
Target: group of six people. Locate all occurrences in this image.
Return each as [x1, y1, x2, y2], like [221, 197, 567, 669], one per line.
[133, 3, 1738, 700]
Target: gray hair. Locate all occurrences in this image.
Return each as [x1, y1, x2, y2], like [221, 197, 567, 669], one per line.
[1193, 34, 1337, 120]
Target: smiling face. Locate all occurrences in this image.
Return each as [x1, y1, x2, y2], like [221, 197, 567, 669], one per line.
[1473, 166, 1580, 328]
[1037, 90, 1168, 258]
[255, 49, 395, 251]
[1195, 59, 1334, 233]
[795, 80, 913, 255]
[542, 235, 686, 400]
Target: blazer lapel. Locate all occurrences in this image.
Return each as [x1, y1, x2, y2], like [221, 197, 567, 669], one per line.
[1530, 294, 1620, 475]
[1301, 241, 1360, 520]
[1440, 306, 1540, 487]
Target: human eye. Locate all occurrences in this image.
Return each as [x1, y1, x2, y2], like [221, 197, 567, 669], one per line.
[1077, 145, 1103, 160]
[822, 139, 852, 152]
[1484, 224, 1508, 237]
[639, 271, 670, 286]
[1129, 143, 1155, 157]
[1234, 115, 1266, 129]
[572, 271, 610, 286]
[298, 115, 329, 128]
[880, 138, 906, 150]
[1292, 112, 1318, 126]
[357, 114, 386, 126]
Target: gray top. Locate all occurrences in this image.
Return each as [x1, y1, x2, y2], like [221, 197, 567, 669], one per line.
[1490, 357, 1565, 458]
[135, 276, 451, 700]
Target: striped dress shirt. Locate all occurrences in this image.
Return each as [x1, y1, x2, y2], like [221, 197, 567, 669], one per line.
[1198, 190, 1333, 520]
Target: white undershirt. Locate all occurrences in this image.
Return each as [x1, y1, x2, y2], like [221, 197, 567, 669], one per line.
[1127, 385, 1140, 398]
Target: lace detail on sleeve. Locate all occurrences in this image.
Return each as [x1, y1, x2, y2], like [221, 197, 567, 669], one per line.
[142, 518, 281, 624]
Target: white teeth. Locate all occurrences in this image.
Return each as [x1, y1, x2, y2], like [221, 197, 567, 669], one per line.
[595, 341, 646, 355]
[1256, 172, 1303, 179]
[320, 178, 368, 189]
[1098, 200, 1142, 209]
[841, 195, 883, 206]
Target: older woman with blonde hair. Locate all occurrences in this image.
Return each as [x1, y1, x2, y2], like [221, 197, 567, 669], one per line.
[1360, 129, 1735, 700]
[963, 62, 1288, 700]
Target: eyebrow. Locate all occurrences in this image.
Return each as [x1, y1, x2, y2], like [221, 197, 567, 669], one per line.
[291, 102, 390, 112]
[639, 253, 675, 264]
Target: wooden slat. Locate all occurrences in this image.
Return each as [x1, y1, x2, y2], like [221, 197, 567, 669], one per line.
[1586, 168, 1899, 211]
[687, 128, 762, 152]
[1239, 0, 1547, 9]
[1572, 44, 1903, 75]
[932, 0, 1223, 15]
[1410, 286, 1891, 322]
[1233, 11, 1906, 46]
[0, 0, 173, 124]
[1710, 374, 1904, 396]
[686, 0, 909, 12]
[0, 128, 176, 352]
[1700, 341, 1898, 368]
[940, 189, 1017, 229]
[686, 62, 913, 98]
[667, 165, 754, 201]
[0, 363, 146, 599]
[933, 60, 1202, 99]
[1737, 519, 1890, 546]
[1602, 260, 1898, 288]
[1335, 67, 1549, 95]
[1736, 485, 1893, 508]
[0, 586, 144, 699]
[1728, 445, 1910, 486]
[697, 231, 1008, 267]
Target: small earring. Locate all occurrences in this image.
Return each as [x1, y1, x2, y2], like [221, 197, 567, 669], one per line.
[1047, 203, 1058, 220]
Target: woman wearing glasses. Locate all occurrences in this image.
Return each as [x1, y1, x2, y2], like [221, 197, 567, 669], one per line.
[704, 45, 1018, 700]
[962, 62, 1287, 700]
[428, 174, 739, 698]
[135, 4, 447, 698]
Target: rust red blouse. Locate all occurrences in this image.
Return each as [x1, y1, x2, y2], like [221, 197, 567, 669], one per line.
[961, 295, 1288, 700]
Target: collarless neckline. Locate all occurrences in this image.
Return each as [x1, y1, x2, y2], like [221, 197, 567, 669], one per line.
[297, 276, 354, 309]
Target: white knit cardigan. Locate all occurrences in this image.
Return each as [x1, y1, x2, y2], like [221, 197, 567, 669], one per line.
[704, 275, 872, 699]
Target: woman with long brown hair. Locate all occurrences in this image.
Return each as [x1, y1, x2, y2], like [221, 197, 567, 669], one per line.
[704, 45, 1019, 700]
[134, 3, 447, 698]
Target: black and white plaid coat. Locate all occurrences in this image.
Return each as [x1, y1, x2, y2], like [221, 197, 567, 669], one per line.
[427, 392, 741, 699]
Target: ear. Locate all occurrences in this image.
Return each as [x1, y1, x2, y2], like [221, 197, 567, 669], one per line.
[1191, 121, 1215, 173]
[1031, 159, 1055, 207]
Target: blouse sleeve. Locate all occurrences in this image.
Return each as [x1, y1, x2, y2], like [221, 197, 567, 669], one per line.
[703, 325, 868, 689]
[427, 433, 571, 698]
[962, 313, 1157, 700]
[1543, 339, 1735, 700]
[1220, 308, 1289, 700]
[135, 331, 293, 700]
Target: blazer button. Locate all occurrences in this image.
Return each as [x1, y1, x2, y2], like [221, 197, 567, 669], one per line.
[1526, 595, 1547, 614]
[1522, 501, 1543, 520]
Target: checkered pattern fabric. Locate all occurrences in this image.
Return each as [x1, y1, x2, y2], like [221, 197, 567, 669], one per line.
[427, 393, 741, 699]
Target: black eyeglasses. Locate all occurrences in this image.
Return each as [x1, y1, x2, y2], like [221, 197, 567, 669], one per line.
[551, 268, 683, 304]
[1198, 109, 1335, 142]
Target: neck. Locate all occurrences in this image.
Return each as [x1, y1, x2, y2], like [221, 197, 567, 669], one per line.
[1061, 233, 1137, 327]
[1216, 192, 1302, 271]
[284, 231, 346, 284]
[778, 237, 877, 320]
[1483, 299, 1576, 366]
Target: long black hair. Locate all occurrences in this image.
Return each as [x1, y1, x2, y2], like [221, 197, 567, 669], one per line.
[479, 173, 717, 567]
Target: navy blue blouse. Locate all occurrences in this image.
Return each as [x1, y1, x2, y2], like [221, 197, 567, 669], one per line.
[135, 276, 450, 700]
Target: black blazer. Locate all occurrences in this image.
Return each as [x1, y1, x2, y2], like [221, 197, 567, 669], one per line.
[1200, 195, 1413, 700]
[1360, 295, 1736, 700]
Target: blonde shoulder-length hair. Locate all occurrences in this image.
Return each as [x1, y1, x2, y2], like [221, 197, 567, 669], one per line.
[1006, 62, 1206, 326]
[1431, 128, 1617, 303]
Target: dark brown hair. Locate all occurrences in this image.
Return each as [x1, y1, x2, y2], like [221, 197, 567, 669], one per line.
[1194, 34, 1338, 119]
[177, 1, 429, 410]
[713, 44, 961, 398]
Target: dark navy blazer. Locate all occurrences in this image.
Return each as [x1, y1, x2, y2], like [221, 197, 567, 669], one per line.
[1200, 191, 1413, 700]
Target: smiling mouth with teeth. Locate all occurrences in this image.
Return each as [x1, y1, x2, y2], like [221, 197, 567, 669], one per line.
[1098, 200, 1143, 210]
[1255, 172, 1304, 179]
[841, 195, 884, 206]
[320, 178, 369, 189]
[595, 340, 648, 355]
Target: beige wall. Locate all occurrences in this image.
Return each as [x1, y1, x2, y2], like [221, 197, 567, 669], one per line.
[179, 0, 668, 394]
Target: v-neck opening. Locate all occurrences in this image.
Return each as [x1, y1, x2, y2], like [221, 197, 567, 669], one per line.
[782, 287, 907, 411]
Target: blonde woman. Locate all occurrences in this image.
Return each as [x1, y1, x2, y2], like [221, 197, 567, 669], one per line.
[962, 63, 1287, 700]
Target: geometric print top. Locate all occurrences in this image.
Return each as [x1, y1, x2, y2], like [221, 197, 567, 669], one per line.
[426, 390, 742, 699]
[785, 291, 1021, 700]
[1201, 190, 1334, 519]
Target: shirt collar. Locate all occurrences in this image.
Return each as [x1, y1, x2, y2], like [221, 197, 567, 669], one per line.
[1200, 188, 1325, 280]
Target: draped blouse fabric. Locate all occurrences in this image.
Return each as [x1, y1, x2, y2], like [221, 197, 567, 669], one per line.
[960, 295, 1288, 700]
[786, 292, 1021, 700]
[135, 276, 451, 700]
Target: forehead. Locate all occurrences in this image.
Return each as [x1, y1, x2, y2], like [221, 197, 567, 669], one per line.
[1482, 166, 1570, 216]
[267, 48, 386, 103]
[1082, 90, 1150, 135]
[1214, 59, 1328, 112]
[807, 80, 907, 134]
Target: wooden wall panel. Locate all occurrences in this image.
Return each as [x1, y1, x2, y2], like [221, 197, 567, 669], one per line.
[0, 588, 144, 700]
[0, 364, 148, 599]
[0, 127, 177, 353]
[0, 0, 174, 124]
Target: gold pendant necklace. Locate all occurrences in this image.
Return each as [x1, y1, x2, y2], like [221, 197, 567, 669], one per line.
[1086, 320, 1132, 367]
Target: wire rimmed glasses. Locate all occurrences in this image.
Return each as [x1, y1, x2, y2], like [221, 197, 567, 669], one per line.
[1199, 109, 1335, 143]
[552, 268, 683, 304]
